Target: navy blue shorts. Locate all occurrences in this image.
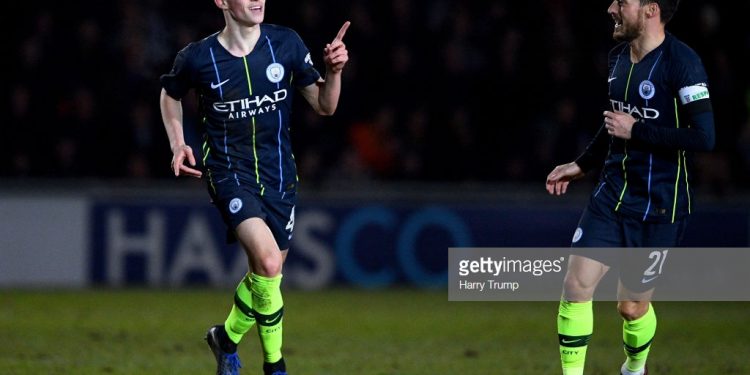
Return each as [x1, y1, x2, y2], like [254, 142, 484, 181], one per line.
[570, 196, 688, 292]
[209, 182, 296, 250]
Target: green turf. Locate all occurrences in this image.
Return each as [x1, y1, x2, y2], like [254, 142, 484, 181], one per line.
[0, 288, 748, 374]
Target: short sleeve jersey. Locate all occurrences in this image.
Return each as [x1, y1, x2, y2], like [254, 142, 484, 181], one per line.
[161, 24, 321, 198]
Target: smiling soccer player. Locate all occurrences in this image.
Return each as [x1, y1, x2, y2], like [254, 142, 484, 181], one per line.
[160, 1, 350, 374]
[545, 1, 714, 374]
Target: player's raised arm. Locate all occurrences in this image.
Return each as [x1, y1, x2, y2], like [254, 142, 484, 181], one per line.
[324, 21, 350, 73]
[301, 21, 351, 116]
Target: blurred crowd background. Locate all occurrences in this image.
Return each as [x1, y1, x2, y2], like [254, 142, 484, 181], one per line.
[4, 0, 749, 196]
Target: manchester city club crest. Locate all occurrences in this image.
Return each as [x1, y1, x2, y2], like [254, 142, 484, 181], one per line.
[266, 63, 285, 83]
[572, 227, 583, 243]
[229, 198, 243, 214]
[639, 80, 656, 100]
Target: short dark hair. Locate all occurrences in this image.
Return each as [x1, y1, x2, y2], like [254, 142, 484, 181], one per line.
[642, 0, 681, 24]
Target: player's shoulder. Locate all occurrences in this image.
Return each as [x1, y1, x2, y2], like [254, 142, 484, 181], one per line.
[262, 23, 303, 41]
[176, 32, 220, 59]
[661, 33, 708, 82]
[190, 32, 221, 52]
[663, 33, 703, 65]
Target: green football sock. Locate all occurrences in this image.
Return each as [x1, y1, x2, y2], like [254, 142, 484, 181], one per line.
[623, 303, 656, 372]
[251, 273, 284, 363]
[224, 274, 257, 344]
[558, 300, 593, 375]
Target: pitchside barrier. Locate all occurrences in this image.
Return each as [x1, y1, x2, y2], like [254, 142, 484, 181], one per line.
[1, 183, 748, 291]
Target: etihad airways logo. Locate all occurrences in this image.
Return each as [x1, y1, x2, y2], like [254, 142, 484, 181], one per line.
[610, 99, 659, 119]
[212, 89, 288, 119]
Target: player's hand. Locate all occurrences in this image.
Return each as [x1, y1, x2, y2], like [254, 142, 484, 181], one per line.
[171, 145, 202, 178]
[546, 162, 584, 195]
[323, 21, 350, 73]
[604, 110, 636, 140]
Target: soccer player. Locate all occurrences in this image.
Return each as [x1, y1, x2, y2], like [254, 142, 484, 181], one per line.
[159, 0, 350, 374]
[545, 1, 714, 374]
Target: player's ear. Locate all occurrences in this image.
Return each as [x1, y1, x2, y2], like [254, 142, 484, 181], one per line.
[214, 0, 228, 10]
[646, 2, 658, 18]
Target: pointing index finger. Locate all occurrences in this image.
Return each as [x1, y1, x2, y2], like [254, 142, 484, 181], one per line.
[333, 21, 350, 42]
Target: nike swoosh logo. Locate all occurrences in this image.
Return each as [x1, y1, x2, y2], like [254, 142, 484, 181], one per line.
[266, 314, 282, 325]
[607, 77, 617, 83]
[560, 339, 586, 346]
[560, 334, 590, 347]
[210, 79, 230, 89]
[641, 275, 659, 283]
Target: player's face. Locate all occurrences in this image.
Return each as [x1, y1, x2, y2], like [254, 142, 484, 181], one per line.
[607, 0, 647, 42]
[223, 0, 265, 27]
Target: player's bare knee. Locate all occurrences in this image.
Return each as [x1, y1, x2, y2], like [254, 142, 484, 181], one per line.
[563, 274, 595, 299]
[256, 251, 283, 277]
[617, 301, 648, 321]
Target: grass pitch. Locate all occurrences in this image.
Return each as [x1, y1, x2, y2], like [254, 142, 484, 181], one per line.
[0, 288, 748, 374]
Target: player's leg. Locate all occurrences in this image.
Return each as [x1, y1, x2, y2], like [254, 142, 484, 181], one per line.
[558, 255, 609, 375]
[205, 185, 292, 374]
[617, 250, 657, 375]
[616, 217, 688, 375]
[259, 249, 289, 375]
[205, 189, 269, 375]
[208, 272, 258, 367]
[224, 273, 256, 346]
[235, 217, 287, 375]
[252, 195, 295, 375]
[560, 198, 622, 375]
[206, 217, 282, 375]
[617, 285, 655, 375]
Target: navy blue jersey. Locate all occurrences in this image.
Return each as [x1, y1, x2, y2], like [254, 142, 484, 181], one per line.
[576, 33, 715, 223]
[161, 24, 321, 198]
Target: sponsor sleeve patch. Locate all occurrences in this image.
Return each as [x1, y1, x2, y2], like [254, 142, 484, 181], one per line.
[678, 84, 710, 105]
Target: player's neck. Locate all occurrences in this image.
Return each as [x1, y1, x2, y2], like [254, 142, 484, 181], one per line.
[629, 27, 665, 63]
[218, 24, 262, 57]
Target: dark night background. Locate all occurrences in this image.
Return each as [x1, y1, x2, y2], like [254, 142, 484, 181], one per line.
[4, 1, 749, 198]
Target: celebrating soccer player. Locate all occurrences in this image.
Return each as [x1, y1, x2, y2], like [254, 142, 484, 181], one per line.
[545, 1, 714, 374]
[159, 1, 350, 374]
